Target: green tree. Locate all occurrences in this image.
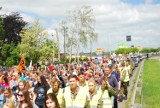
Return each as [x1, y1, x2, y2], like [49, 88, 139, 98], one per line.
[141, 48, 159, 53]
[2, 12, 27, 45]
[0, 43, 19, 66]
[115, 47, 139, 54]
[61, 5, 97, 64]
[0, 7, 4, 65]
[0, 11, 26, 66]
[19, 20, 57, 64]
[0, 7, 3, 36]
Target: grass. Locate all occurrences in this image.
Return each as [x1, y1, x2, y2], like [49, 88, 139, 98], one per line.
[142, 59, 160, 108]
[135, 91, 141, 103]
[137, 81, 142, 87]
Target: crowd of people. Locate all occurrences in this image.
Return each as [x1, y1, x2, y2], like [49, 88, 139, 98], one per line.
[0, 54, 137, 108]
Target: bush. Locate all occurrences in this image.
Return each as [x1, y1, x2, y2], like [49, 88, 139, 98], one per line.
[115, 47, 139, 54]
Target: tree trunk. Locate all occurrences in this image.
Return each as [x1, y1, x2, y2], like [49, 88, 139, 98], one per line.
[55, 28, 60, 62]
[75, 41, 79, 64]
[69, 36, 73, 64]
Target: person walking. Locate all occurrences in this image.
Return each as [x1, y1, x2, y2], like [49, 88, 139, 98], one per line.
[47, 78, 64, 108]
[45, 93, 60, 108]
[103, 66, 118, 108]
[87, 79, 102, 108]
[33, 75, 50, 108]
[63, 74, 90, 108]
[98, 77, 112, 108]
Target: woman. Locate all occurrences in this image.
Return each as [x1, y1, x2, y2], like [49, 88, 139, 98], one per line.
[2, 77, 10, 88]
[3, 101, 15, 108]
[98, 77, 112, 108]
[17, 80, 28, 92]
[3, 87, 16, 106]
[45, 93, 60, 108]
[16, 90, 38, 108]
[10, 73, 18, 94]
[87, 79, 102, 108]
[34, 75, 50, 108]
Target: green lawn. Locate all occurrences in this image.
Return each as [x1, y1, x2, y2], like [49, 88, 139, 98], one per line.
[142, 59, 160, 108]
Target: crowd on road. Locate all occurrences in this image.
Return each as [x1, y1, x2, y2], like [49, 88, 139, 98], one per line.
[0, 54, 142, 108]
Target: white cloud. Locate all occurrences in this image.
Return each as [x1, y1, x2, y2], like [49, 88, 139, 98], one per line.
[0, 0, 160, 52]
[20, 14, 35, 23]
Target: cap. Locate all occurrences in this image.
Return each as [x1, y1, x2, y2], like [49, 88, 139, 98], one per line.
[108, 64, 113, 68]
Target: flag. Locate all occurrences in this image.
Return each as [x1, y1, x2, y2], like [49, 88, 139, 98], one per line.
[18, 55, 26, 73]
[28, 60, 32, 70]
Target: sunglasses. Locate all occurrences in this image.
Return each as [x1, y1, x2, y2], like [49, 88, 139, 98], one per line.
[18, 94, 24, 97]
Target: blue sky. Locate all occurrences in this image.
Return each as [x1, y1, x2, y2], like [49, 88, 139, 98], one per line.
[0, 0, 160, 52]
[122, 0, 160, 4]
[122, 0, 146, 5]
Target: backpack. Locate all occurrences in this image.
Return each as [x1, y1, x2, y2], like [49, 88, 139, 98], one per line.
[108, 85, 117, 97]
[35, 86, 45, 106]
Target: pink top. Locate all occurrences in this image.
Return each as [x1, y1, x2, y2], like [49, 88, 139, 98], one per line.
[3, 83, 10, 88]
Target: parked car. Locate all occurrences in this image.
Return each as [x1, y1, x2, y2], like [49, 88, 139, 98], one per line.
[131, 56, 139, 67]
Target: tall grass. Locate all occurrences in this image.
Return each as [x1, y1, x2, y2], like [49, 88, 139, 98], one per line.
[142, 59, 160, 108]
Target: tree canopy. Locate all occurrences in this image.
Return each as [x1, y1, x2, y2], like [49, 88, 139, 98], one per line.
[115, 47, 139, 54]
[0, 12, 27, 66]
[2, 12, 27, 45]
[18, 20, 58, 64]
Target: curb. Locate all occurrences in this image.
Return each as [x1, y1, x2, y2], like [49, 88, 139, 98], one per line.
[130, 60, 144, 108]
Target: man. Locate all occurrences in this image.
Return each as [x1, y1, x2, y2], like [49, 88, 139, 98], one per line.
[104, 66, 118, 108]
[47, 78, 64, 108]
[121, 62, 130, 100]
[63, 74, 90, 108]
[94, 74, 101, 89]
[77, 72, 87, 87]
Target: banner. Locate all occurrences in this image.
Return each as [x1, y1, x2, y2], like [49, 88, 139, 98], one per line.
[96, 48, 104, 57]
[28, 60, 32, 70]
[18, 55, 26, 73]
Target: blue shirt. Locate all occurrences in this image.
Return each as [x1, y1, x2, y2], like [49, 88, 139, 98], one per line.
[111, 71, 120, 82]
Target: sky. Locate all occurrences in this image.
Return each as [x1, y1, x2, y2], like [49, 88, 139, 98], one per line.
[0, 0, 160, 53]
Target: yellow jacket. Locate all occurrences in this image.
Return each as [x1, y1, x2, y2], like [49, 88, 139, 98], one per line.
[98, 87, 112, 108]
[88, 91, 102, 108]
[123, 67, 130, 82]
[47, 88, 64, 108]
[63, 86, 89, 108]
